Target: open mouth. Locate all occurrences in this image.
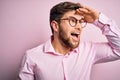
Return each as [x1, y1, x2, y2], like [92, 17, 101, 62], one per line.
[71, 32, 80, 41]
[71, 33, 79, 37]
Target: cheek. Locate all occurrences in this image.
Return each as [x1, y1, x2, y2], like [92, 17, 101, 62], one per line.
[64, 27, 71, 36]
[59, 22, 72, 36]
[59, 27, 69, 38]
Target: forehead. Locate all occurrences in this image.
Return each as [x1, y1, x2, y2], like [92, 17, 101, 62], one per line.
[62, 10, 84, 19]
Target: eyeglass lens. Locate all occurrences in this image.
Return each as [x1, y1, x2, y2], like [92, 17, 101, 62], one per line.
[69, 17, 86, 28]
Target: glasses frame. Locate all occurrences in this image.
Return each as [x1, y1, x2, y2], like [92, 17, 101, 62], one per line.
[60, 16, 87, 28]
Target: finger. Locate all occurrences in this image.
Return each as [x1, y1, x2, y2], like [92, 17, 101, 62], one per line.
[79, 3, 94, 12]
[78, 8, 89, 13]
[76, 8, 89, 15]
[80, 4, 90, 10]
[83, 5, 97, 13]
[75, 9, 84, 15]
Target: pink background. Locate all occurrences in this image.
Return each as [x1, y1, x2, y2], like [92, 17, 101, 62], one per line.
[0, 0, 120, 80]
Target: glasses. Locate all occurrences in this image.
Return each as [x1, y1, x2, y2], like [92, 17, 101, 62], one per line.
[60, 16, 87, 28]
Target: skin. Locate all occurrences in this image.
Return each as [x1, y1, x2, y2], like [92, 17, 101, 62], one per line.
[76, 5, 99, 23]
[51, 4, 99, 55]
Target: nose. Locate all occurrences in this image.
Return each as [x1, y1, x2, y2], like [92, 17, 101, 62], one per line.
[75, 21, 82, 31]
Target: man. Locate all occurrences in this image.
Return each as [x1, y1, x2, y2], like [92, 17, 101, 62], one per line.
[17, 1, 120, 80]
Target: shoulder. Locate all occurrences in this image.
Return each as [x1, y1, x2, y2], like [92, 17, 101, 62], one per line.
[25, 43, 45, 60]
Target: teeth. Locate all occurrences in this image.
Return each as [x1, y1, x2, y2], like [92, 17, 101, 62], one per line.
[76, 32, 80, 35]
[71, 32, 80, 35]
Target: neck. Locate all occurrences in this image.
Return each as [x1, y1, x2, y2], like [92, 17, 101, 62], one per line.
[51, 36, 71, 55]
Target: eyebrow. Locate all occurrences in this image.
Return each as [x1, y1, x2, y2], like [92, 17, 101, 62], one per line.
[68, 16, 84, 20]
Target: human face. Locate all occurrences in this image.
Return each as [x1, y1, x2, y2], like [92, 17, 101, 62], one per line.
[60, 16, 87, 28]
[58, 10, 84, 49]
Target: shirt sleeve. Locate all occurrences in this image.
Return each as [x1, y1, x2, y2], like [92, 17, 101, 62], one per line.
[93, 13, 120, 64]
[17, 52, 35, 80]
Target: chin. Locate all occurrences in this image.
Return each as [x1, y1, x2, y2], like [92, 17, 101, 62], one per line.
[71, 42, 79, 49]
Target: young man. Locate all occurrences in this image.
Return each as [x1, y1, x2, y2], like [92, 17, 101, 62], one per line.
[17, 1, 120, 80]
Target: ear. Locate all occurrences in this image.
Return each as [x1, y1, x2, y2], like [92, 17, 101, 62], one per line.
[51, 20, 59, 33]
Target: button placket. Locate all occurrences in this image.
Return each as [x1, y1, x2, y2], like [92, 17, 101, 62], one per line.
[62, 55, 69, 80]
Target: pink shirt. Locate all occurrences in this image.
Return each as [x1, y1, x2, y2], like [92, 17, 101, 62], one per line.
[18, 13, 120, 80]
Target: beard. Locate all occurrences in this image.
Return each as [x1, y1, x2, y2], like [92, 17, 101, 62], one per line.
[58, 25, 80, 49]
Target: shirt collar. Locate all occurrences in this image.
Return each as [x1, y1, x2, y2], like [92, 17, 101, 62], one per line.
[44, 38, 55, 53]
[44, 37, 79, 55]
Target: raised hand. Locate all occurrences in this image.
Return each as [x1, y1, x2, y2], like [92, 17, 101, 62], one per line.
[76, 5, 100, 23]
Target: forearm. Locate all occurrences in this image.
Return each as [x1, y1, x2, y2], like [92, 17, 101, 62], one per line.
[94, 13, 120, 57]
